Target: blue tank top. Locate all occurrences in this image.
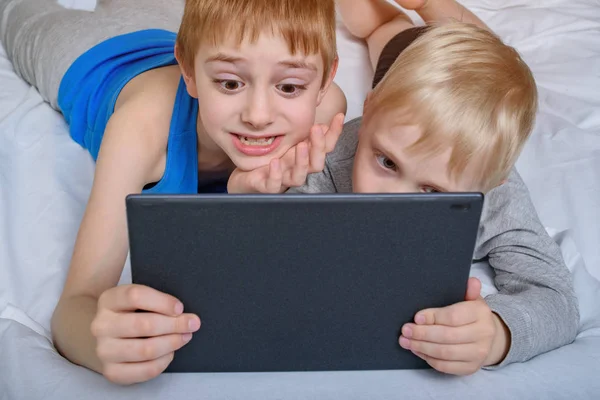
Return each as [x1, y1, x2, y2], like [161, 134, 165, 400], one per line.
[57, 29, 227, 194]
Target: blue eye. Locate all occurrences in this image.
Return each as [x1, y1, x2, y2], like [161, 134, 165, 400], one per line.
[376, 154, 396, 170]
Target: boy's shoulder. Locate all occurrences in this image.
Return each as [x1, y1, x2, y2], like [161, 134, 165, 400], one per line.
[115, 65, 181, 112]
[473, 167, 562, 261]
[110, 65, 182, 146]
[321, 116, 363, 193]
[105, 66, 183, 182]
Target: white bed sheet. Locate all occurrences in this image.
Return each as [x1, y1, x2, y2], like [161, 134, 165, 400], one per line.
[1, 0, 600, 398]
[1, 307, 600, 400]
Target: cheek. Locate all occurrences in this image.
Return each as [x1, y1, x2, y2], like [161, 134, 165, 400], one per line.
[353, 173, 382, 193]
[285, 98, 317, 135]
[286, 86, 321, 128]
[197, 94, 231, 130]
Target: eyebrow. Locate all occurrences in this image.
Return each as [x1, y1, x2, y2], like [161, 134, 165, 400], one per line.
[205, 53, 317, 71]
[205, 53, 245, 64]
[277, 60, 317, 71]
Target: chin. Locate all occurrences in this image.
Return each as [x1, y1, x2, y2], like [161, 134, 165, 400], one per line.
[230, 155, 273, 172]
[228, 147, 292, 172]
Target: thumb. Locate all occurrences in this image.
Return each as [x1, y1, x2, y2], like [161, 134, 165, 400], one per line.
[465, 277, 482, 301]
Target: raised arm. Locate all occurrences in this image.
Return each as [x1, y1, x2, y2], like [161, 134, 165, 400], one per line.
[336, 0, 489, 70]
[396, 0, 489, 30]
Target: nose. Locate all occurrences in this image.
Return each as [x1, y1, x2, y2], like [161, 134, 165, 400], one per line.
[241, 88, 275, 130]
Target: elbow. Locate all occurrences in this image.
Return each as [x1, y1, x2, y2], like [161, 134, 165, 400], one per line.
[315, 82, 347, 125]
[50, 297, 67, 355]
[50, 292, 97, 354]
[51, 295, 74, 353]
[549, 283, 580, 347]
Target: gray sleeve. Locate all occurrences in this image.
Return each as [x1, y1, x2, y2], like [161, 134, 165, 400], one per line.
[474, 169, 580, 368]
[286, 118, 360, 195]
[286, 161, 337, 194]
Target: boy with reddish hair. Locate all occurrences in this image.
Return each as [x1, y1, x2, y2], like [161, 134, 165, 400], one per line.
[1, 0, 346, 384]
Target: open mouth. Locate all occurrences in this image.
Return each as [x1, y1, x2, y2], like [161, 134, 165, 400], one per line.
[238, 136, 276, 146]
[231, 133, 284, 156]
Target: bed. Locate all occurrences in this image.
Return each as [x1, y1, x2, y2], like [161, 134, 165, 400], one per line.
[1, 0, 599, 399]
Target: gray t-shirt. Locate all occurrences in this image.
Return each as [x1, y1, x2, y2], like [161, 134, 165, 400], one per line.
[289, 117, 579, 368]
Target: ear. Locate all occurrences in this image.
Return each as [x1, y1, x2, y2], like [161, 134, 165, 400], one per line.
[316, 56, 339, 105]
[174, 43, 199, 98]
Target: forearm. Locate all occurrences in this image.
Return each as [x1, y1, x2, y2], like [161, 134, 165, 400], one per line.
[415, 0, 489, 31]
[51, 295, 103, 374]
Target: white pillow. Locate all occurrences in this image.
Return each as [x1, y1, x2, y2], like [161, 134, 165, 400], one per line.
[57, 0, 96, 11]
[548, 228, 600, 337]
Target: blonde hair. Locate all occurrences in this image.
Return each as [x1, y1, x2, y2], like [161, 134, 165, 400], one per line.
[365, 22, 538, 192]
[176, 0, 337, 86]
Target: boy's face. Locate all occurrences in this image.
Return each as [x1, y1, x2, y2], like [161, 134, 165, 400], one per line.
[353, 113, 484, 194]
[184, 33, 333, 171]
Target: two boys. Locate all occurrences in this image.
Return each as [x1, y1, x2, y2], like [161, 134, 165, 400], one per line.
[1, 0, 579, 384]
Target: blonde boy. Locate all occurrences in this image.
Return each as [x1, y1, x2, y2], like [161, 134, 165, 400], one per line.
[1, 0, 346, 384]
[284, 0, 579, 375]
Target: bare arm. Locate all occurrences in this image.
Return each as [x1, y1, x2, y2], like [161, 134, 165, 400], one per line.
[337, 0, 414, 70]
[336, 0, 404, 40]
[315, 82, 347, 126]
[51, 99, 163, 371]
[51, 92, 199, 385]
[402, 0, 489, 30]
[336, 0, 490, 70]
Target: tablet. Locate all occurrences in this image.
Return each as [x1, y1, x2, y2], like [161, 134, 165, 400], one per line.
[126, 193, 483, 373]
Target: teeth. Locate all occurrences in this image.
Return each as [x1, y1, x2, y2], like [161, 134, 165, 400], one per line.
[240, 136, 275, 146]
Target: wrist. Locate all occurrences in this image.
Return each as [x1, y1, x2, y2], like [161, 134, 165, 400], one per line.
[484, 312, 511, 367]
